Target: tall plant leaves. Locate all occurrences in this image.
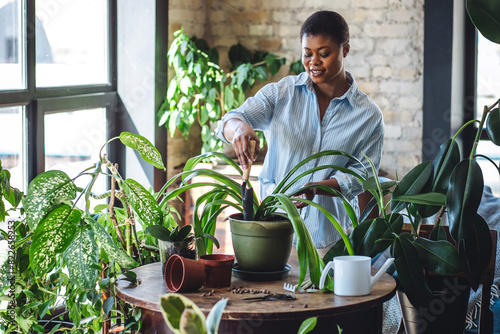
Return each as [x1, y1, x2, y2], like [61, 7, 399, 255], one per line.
[30, 204, 82, 275]
[119, 132, 165, 170]
[413, 238, 462, 275]
[391, 161, 433, 213]
[86, 217, 139, 268]
[392, 235, 432, 308]
[122, 178, 163, 226]
[24, 170, 77, 230]
[63, 225, 99, 290]
[446, 158, 484, 241]
[486, 107, 500, 145]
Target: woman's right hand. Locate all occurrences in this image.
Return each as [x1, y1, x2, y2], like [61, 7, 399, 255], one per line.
[226, 120, 260, 170]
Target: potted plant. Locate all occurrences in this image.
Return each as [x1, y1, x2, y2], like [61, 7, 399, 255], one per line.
[157, 149, 371, 291]
[0, 132, 171, 332]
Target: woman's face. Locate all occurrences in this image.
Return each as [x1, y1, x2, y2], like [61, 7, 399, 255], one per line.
[301, 34, 349, 86]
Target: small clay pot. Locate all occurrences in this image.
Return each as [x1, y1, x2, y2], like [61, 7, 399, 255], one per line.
[199, 254, 235, 288]
[164, 254, 206, 292]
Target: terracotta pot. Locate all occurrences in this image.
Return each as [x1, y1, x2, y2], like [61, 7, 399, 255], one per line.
[229, 213, 293, 272]
[199, 254, 235, 288]
[164, 254, 206, 292]
[158, 238, 196, 277]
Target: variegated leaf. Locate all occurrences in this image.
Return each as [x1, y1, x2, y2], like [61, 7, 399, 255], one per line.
[122, 179, 163, 226]
[119, 132, 165, 170]
[86, 217, 139, 268]
[63, 224, 99, 290]
[30, 204, 82, 275]
[25, 170, 77, 230]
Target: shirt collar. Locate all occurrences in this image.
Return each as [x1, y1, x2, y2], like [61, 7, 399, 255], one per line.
[295, 71, 358, 106]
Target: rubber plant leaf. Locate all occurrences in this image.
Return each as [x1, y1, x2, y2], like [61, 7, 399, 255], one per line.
[24, 170, 77, 230]
[63, 224, 99, 290]
[122, 178, 163, 226]
[180, 308, 207, 334]
[391, 161, 433, 213]
[206, 298, 228, 334]
[392, 235, 433, 309]
[459, 215, 492, 290]
[322, 238, 348, 263]
[160, 293, 207, 334]
[486, 108, 500, 145]
[413, 238, 463, 275]
[86, 217, 139, 268]
[30, 204, 82, 275]
[429, 224, 447, 241]
[119, 132, 165, 170]
[446, 158, 484, 241]
[418, 138, 461, 217]
[298, 317, 318, 334]
[466, 0, 500, 44]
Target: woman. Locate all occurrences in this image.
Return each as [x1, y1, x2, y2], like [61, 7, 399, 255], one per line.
[215, 10, 384, 255]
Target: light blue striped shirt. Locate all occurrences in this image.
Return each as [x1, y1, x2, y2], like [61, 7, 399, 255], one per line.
[216, 71, 384, 249]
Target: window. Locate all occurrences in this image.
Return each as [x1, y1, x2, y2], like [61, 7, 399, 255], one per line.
[0, 0, 119, 191]
[476, 34, 500, 196]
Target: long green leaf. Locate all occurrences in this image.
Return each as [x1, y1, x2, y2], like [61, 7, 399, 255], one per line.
[122, 178, 163, 226]
[63, 224, 99, 290]
[446, 158, 484, 241]
[120, 132, 165, 170]
[30, 204, 82, 275]
[24, 170, 77, 230]
[87, 217, 139, 268]
[392, 192, 446, 206]
[391, 161, 433, 213]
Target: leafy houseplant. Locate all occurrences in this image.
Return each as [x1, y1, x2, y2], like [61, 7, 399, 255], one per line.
[159, 29, 287, 153]
[0, 132, 171, 333]
[159, 150, 372, 292]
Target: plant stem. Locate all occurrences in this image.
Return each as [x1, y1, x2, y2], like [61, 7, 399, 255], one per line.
[469, 98, 500, 160]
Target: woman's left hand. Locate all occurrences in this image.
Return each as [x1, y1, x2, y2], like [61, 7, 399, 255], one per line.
[293, 182, 316, 208]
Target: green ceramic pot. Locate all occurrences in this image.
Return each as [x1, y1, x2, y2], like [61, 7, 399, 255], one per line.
[229, 213, 294, 272]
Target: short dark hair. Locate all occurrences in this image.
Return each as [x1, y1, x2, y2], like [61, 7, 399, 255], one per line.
[300, 10, 350, 46]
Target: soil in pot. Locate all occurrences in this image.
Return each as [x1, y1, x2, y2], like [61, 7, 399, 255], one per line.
[229, 213, 293, 272]
[199, 254, 235, 288]
[397, 275, 471, 334]
[158, 238, 196, 277]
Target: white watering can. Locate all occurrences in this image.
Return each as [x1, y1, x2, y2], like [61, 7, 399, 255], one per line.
[319, 255, 395, 296]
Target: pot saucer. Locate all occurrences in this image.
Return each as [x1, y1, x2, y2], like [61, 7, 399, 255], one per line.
[232, 263, 291, 281]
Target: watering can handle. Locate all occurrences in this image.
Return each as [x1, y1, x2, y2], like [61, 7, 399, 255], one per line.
[318, 261, 335, 290]
[370, 258, 395, 288]
[243, 140, 256, 181]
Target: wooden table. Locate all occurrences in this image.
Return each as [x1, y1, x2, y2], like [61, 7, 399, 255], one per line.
[115, 254, 396, 334]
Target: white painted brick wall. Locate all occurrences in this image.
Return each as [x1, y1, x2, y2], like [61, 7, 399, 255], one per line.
[167, 0, 425, 177]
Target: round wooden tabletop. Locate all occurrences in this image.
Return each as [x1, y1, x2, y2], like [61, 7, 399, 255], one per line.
[115, 254, 396, 322]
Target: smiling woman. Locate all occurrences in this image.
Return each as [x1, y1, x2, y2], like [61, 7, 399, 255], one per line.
[216, 10, 385, 255]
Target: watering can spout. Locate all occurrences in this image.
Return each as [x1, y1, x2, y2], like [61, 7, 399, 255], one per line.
[370, 258, 394, 288]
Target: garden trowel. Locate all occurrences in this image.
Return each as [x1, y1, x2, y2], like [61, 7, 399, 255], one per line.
[241, 140, 256, 221]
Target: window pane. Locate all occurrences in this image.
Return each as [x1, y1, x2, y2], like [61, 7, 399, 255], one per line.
[477, 141, 499, 197]
[0, 106, 25, 190]
[476, 34, 500, 119]
[36, 0, 109, 87]
[44, 109, 107, 204]
[0, 0, 25, 90]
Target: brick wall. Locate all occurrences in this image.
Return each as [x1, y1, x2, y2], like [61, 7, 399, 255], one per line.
[168, 0, 425, 178]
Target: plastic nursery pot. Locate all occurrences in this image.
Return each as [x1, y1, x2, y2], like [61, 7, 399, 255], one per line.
[158, 238, 196, 277]
[199, 254, 235, 288]
[229, 213, 293, 272]
[164, 254, 206, 292]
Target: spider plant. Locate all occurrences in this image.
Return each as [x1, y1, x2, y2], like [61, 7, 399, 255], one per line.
[157, 150, 371, 291]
